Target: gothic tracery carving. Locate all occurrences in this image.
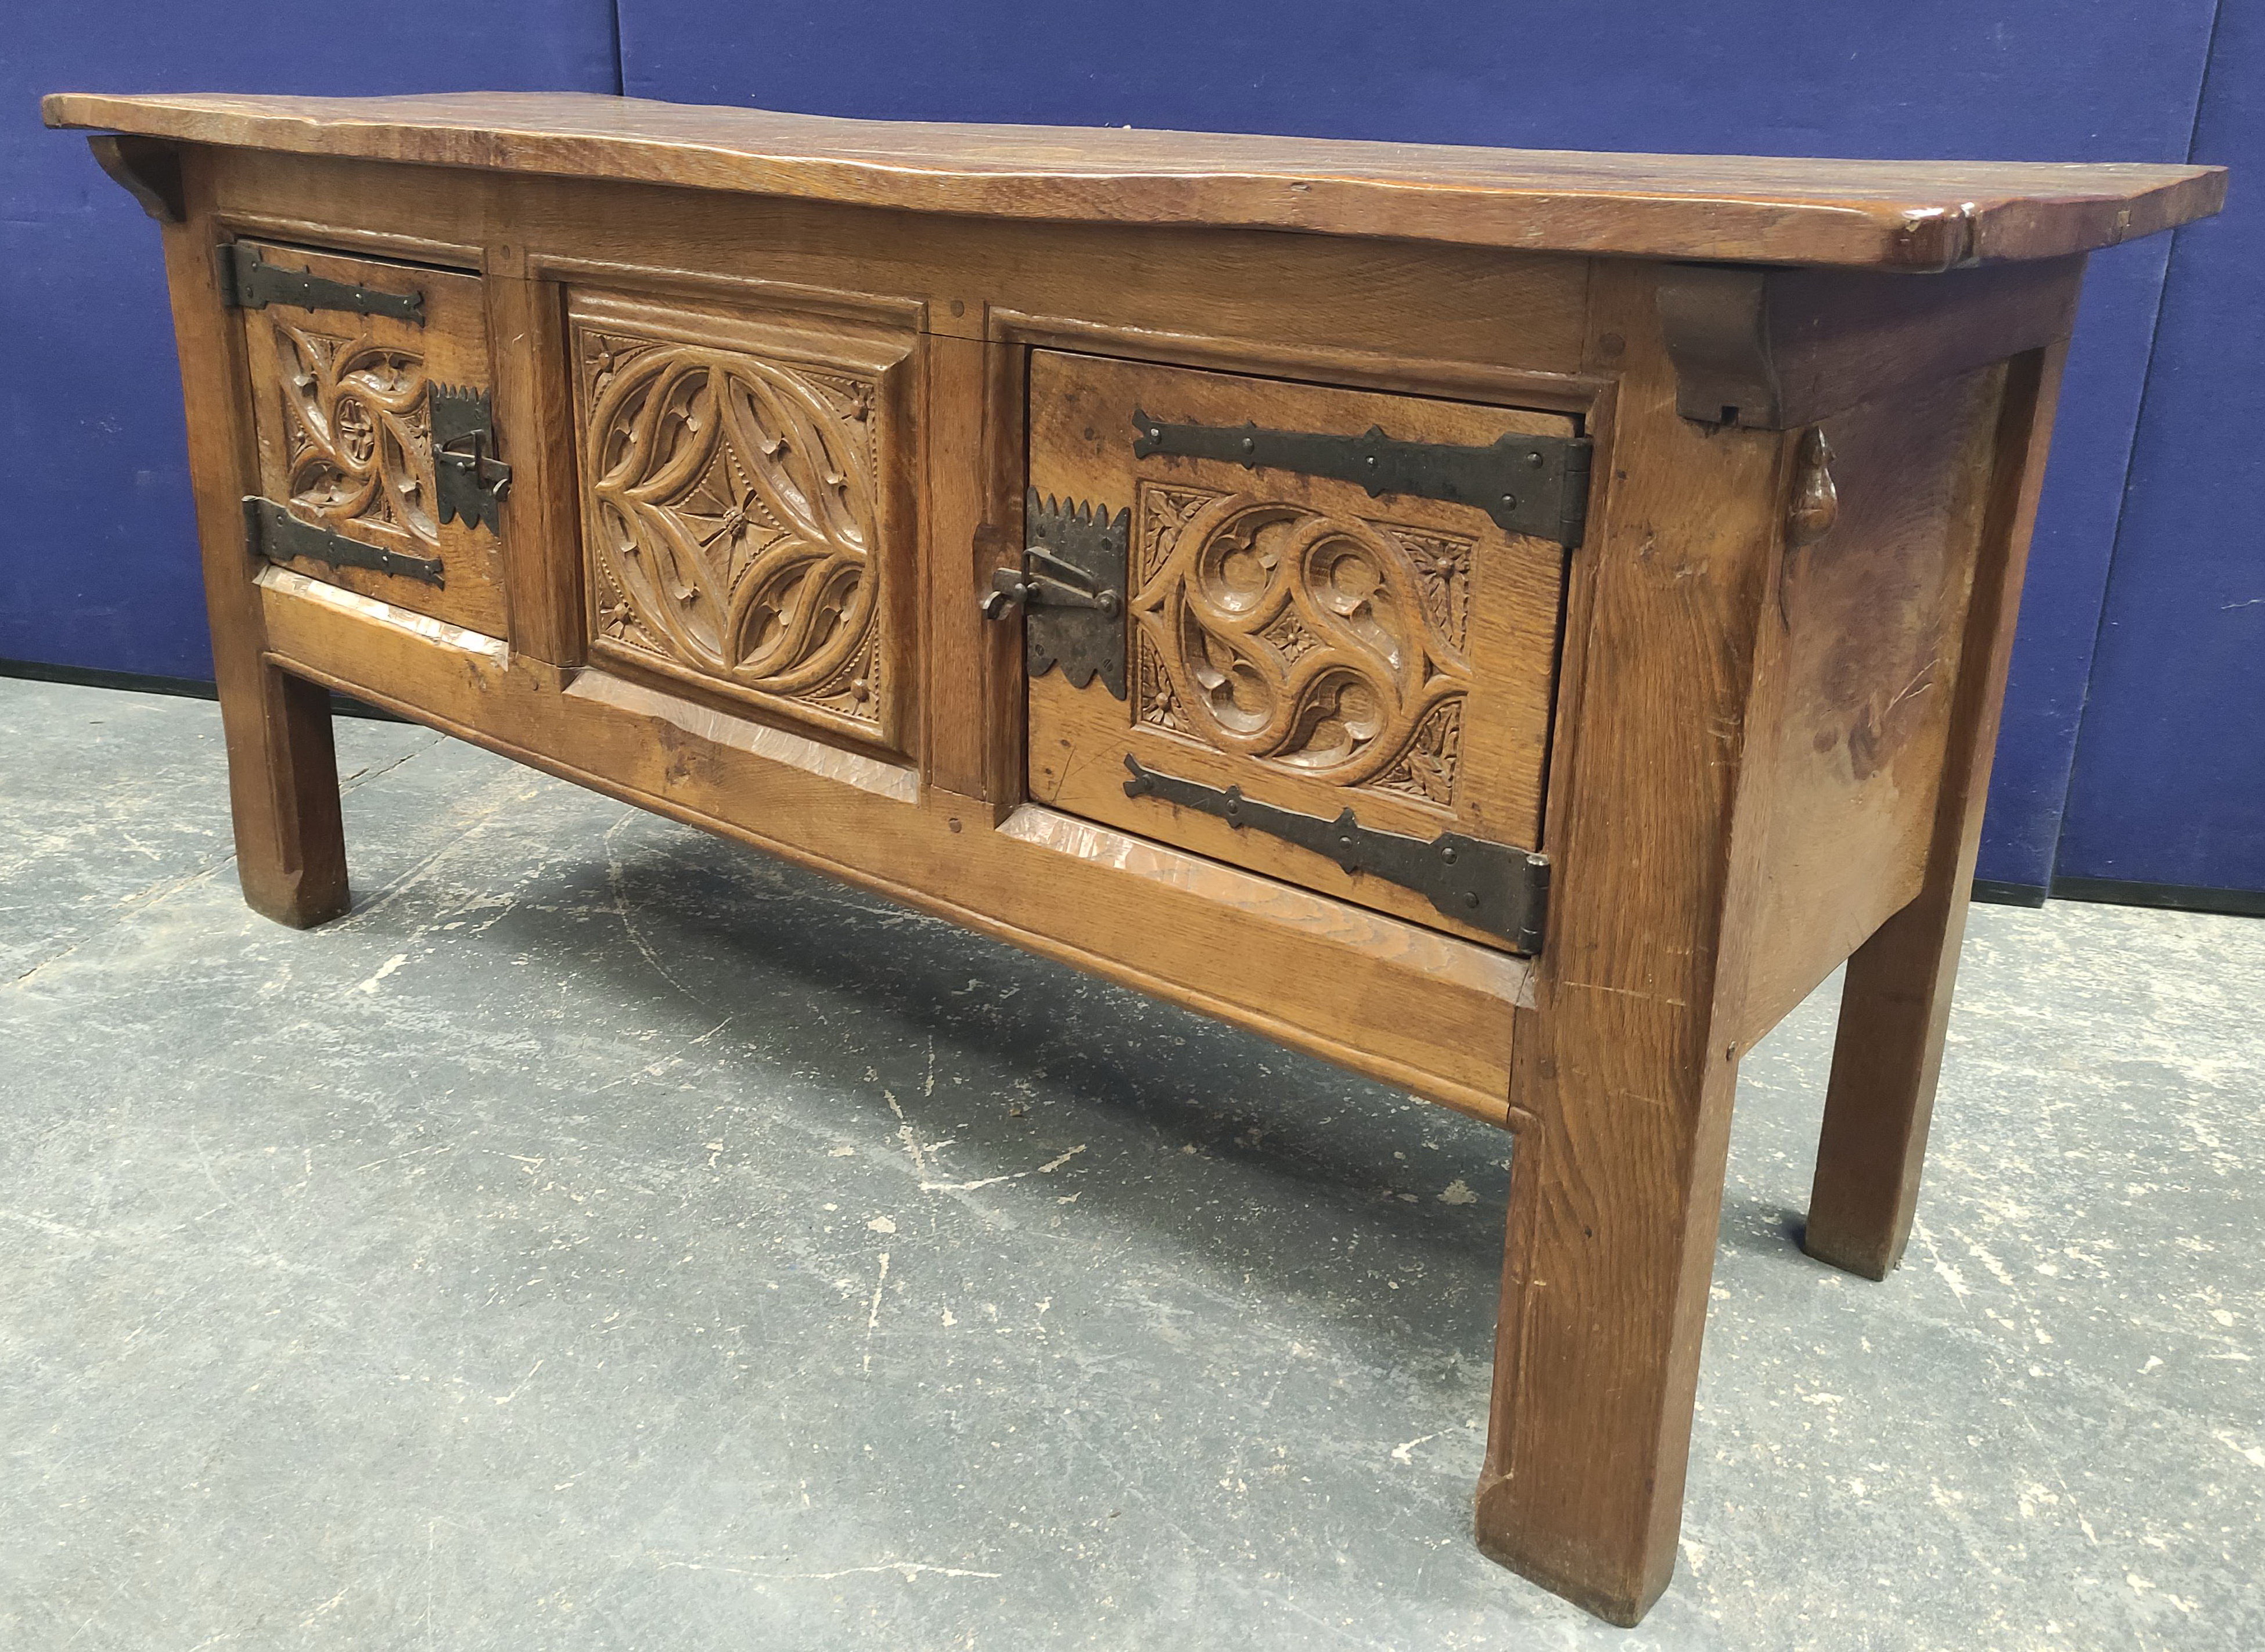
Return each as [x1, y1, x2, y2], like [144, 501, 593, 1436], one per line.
[1131, 481, 1474, 808]
[577, 329, 887, 733]
[274, 321, 435, 551]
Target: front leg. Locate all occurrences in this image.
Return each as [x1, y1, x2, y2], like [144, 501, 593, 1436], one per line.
[1476, 996, 1741, 1625]
[1468, 258, 1791, 1622]
[214, 656, 350, 928]
[156, 181, 350, 928]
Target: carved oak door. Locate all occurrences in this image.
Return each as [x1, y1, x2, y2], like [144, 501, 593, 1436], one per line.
[1024, 352, 1572, 949]
[238, 240, 506, 636]
[567, 289, 918, 755]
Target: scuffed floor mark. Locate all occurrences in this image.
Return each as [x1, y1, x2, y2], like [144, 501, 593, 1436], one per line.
[350, 1143, 452, 1174]
[921, 1144, 1085, 1194]
[2214, 1431, 2265, 1471]
[337, 733, 447, 797]
[0, 1209, 103, 1241]
[492, 1360, 544, 1405]
[884, 1090, 936, 1174]
[656, 1557, 1000, 1583]
[1389, 1433, 1438, 1464]
[357, 953, 409, 994]
[1913, 1216, 1971, 1301]
[602, 812, 713, 1009]
[862, 1252, 890, 1374]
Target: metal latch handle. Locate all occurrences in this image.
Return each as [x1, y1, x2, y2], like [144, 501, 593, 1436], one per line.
[980, 546, 1122, 620]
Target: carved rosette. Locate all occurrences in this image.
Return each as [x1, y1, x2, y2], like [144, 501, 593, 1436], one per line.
[578, 329, 886, 735]
[274, 322, 435, 553]
[1130, 481, 1474, 808]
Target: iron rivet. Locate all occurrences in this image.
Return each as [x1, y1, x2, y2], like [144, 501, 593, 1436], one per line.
[1501, 494, 1518, 509]
[1465, 892, 1481, 909]
[1527, 451, 1545, 467]
[1241, 437, 1255, 452]
[1441, 845, 1457, 863]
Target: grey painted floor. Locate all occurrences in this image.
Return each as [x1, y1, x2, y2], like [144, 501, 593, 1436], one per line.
[1, 675, 2259, 1651]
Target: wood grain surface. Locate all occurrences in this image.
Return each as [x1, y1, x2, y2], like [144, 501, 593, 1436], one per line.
[1475, 257, 1790, 1624]
[46, 91, 2224, 269]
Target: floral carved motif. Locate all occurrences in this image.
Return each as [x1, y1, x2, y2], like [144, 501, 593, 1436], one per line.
[578, 329, 886, 733]
[1131, 482, 1474, 806]
[274, 321, 434, 550]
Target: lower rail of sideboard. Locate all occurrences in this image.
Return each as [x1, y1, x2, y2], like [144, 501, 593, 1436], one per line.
[253, 570, 1534, 1129]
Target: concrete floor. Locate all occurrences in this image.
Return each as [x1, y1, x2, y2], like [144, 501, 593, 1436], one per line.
[1, 676, 2259, 1651]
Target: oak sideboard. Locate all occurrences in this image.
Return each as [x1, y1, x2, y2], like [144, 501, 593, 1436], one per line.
[45, 89, 2223, 1624]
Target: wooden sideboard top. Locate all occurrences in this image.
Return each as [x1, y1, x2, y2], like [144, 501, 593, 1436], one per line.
[44, 90, 2223, 272]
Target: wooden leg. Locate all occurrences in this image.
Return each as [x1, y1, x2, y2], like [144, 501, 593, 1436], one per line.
[1804, 343, 2068, 1280]
[153, 188, 350, 928]
[1805, 887, 1968, 1277]
[1466, 258, 1791, 1625]
[215, 656, 351, 928]
[1476, 1020, 1740, 1625]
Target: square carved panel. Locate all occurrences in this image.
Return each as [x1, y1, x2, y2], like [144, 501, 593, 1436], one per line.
[238, 241, 506, 637]
[1024, 350, 1572, 948]
[568, 289, 918, 752]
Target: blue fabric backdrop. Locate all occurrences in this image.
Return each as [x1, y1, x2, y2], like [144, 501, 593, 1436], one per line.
[2055, 8, 2263, 897]
[6, 3, 2251, 895]
[0, 2, 619, 680]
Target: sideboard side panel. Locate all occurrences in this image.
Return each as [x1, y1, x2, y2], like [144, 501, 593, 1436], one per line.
[1732, 261, 2085, 1044]
[1735, 362, 2010, 1043]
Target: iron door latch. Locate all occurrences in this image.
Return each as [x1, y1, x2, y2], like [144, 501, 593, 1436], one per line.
[430, 384, 511, 534]
[216, 242, 426, 323]
[1131, 410, 1591, 548]
[1121, 754, 1550, 951]
[980, 490, 1129, 699]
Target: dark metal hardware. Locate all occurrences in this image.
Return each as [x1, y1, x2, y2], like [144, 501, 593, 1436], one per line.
[1131, 409, 1591, 548]
[1121, 754, 1549, 951]
[982, 491, 1128, 698]
[430, 384, 512, 534]
[216, 243, 426, 324]
[243, 497, 445, 586]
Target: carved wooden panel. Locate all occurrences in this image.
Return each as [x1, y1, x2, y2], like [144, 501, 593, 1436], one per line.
[1026, 351, 1571, 947]
[568, 290, 916, 752]
[1130, 483, 1476, 811]
[239, 242, 505, 637]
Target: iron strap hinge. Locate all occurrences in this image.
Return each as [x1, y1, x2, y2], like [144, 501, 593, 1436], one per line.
[979, 491, 1130, 699]
[1121, 755, 1550, 951]
[1131, 411, 1592, 548]
[243, 497, 445, 586]
[215, 243, 426, 324]
[429, 384, 512, 534]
